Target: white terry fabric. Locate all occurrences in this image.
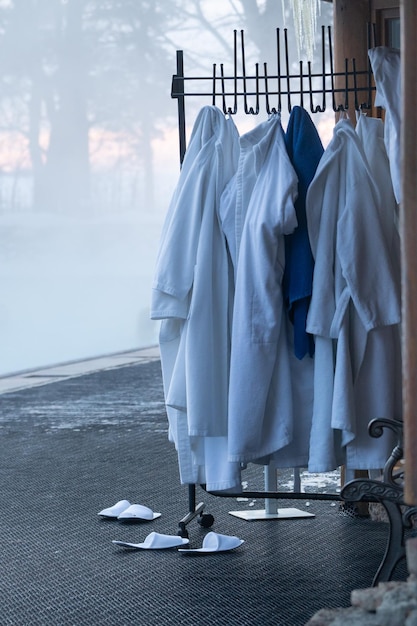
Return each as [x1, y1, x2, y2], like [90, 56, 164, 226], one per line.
[226, 114, 299, 463]
[306, 119, 401, 471]
[355, 114, 400, 277]
[151, 106, 241, 490]
[219, 116, 287, 274]
[353, 112, 402, 464]
[368, 47, 401, 204]
[152, 106, 402, 486]
[264, 328, 314, 469]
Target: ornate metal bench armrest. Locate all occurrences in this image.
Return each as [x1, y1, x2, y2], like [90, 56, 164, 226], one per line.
[341, 478, 404, 506]
[368, 418, 404, 487]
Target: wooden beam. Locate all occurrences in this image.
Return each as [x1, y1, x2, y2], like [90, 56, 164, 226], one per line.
[401, 0, 417, 506]
[333, 0, 371, 123]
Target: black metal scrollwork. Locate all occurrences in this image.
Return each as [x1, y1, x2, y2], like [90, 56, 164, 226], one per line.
[341, 418, 412, 586]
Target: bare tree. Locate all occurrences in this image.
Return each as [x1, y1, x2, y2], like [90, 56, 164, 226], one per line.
[0, 0, 176, 214]
[0, 0, 332, 215]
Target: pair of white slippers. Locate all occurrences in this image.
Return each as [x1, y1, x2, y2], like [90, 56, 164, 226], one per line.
[98, 499, 161, 522]
[112, 531, 244, 553]
[99, 499, 244, 552]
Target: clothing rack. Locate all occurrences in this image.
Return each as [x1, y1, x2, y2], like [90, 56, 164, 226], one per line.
[172, 25, 376, 164]
[172, 25, 377, 536]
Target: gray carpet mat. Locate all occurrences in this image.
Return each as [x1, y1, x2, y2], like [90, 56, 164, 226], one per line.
[0, 360, 407, 626]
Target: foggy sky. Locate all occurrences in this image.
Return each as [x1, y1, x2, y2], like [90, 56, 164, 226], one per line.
[0, 0, 333, 375]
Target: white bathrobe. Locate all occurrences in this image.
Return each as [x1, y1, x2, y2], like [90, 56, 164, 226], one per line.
[151, 106, 242, 489]
[368, 47, 401, 204]
[306, 119, 401, 471]
[226, 115, 299, 463]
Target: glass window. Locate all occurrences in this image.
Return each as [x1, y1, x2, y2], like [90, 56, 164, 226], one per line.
[386, 17, 401, 48]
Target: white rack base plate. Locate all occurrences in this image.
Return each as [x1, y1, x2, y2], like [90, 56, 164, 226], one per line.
[228, 507, 315, 521]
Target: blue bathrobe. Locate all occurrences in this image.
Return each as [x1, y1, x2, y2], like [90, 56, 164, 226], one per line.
[284, 106, 324, 359]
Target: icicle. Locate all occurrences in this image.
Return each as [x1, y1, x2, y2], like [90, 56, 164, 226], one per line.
[284, 0, 321, 60]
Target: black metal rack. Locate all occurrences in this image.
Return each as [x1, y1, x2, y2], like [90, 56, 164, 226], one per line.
[171, 24, 378, 543]
[171, 25, 375, 163]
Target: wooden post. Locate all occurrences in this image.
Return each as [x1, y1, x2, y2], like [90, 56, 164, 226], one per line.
[333, 0, 370, 124]
[401, 0, 417, 506]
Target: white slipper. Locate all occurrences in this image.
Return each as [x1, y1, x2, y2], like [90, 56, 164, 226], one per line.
[98, 499, 131, 519]
[117, 504, 161, 521]
[112, 532, 189, 550]
[178, 531, 244, 554]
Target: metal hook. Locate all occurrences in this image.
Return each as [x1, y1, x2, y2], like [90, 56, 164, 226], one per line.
[230, 30, 238, 114]
[220, 63, 236, 115]
[218, 31, 238, 115]
[284, 28, 292, 113]
[308, 26, 326, 113]
[352, 57, 360, 111]
[252, 63, 260, 114]
[276, 28, 282, 113]
[343, 57, 350, 111]
[352, 57, 370, 111]
[264, 63, 278, 115]
[212, 63, 217, 108]
[318, 24, 327, 112]
[328, 26, 346, 112]
[241, 30, 259, 114]
[219, 63, 227, 114]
